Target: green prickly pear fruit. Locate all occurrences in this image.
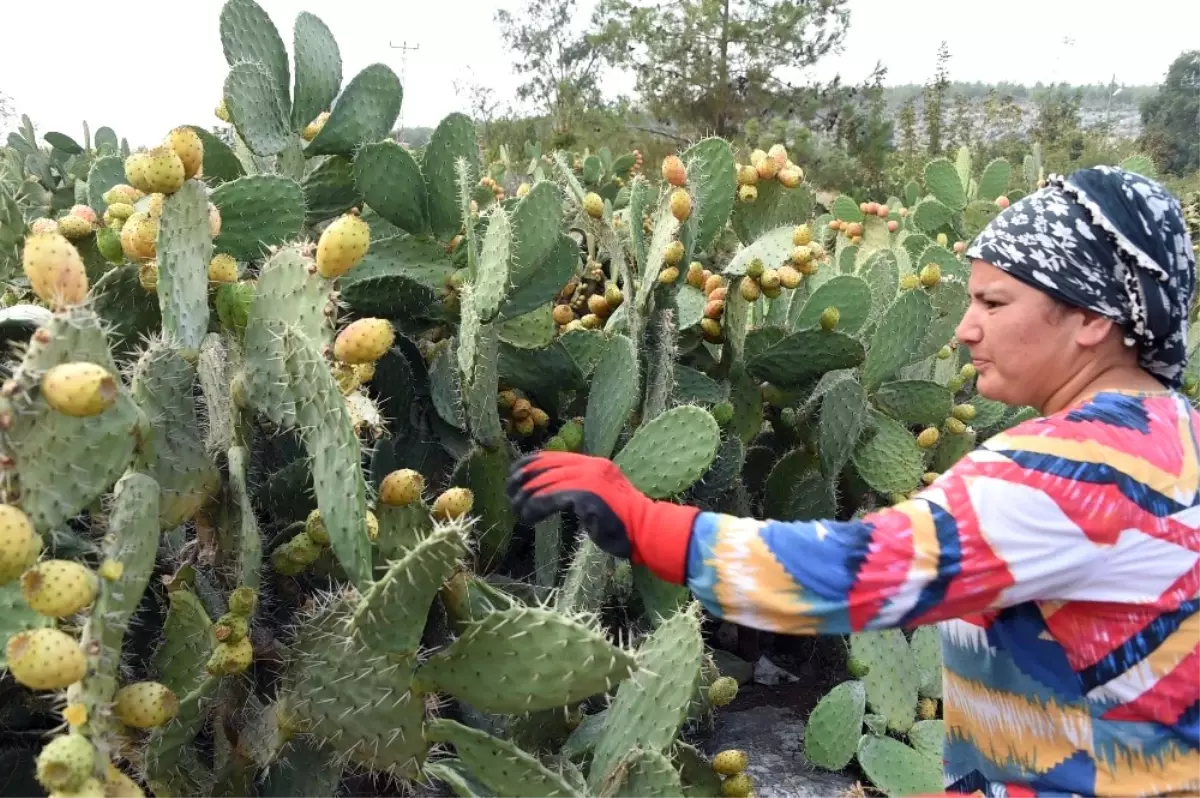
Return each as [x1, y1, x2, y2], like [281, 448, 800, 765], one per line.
[745, 258, 765, 279]
[41, 362, 118, 418]
[228, 587, 258, 616]
[56, 215, 93, 241]
[303, 509, 328, 546]
[36, 733, 96, 793]
[102, 184, 140, 206]
[334, 318, 394, 364]
[432, 487, 473, 521]
[819, 307, 840, 331]
[0, 504, 40, 585]
[959, 363, 978, 380]
[917, 427, 940, 448]
[937, 345, 952, 360]
[21, 560, 98, 617]
[919, 263, 941, 287]
[900, 273, 920, 291]
[163, 127, 203, 180]
[847, 656, 870, 677]
[207, 254, 238, 283]
[316, 209, 371, 279]
[22, 232, 89, 308]
[708, 676, 739, 707]
[583, 192, 604, 219]
[125, 146, 185, 195]
[215, 280, 255, 336]
[5, 628, 87, 690]
[213, 612, 249, 644]
[721, 773, 753, 797]
[604, 283, 624, 309]
[543, 436, 568, 451]
[761, 383, 787, 407]
[113, 682, 179, 729]
[271, 531, 323, 574]
[96, 227, 124, 264]
[711, 400, 734, 426]
[918, 697, 939, 720]
[206, 637, 254, 676]
[922, 471, 939, 485]
[558, 419, 584, 451]
[711, 749, 748, 776]
[945, 417, 968, 435]
[380, 469, 424, 506]
[951, 403, 976, 422]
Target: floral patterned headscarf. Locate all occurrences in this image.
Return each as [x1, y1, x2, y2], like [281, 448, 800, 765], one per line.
[966, 166, 1197, 388]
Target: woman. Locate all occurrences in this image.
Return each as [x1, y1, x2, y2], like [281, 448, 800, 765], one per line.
[506, 166, 1199, 797]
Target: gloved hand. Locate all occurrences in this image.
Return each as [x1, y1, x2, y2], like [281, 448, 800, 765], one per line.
[505, 451, 701, 584]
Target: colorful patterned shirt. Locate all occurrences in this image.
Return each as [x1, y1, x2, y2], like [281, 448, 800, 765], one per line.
[685, 390, 1200, 796]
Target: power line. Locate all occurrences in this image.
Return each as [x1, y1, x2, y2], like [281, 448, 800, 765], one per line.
[389, 40, 420, 131]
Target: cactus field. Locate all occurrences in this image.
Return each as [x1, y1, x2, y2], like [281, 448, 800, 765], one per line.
[0, 2, 1192, 797]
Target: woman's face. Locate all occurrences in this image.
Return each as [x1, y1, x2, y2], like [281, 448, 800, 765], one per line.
[954, 260, 1084, 410]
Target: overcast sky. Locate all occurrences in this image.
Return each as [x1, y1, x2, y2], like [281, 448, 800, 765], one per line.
[2, 0, 1195, 147]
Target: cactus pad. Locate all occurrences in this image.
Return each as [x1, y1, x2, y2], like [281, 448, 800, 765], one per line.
[355, 140, 430, 235]
[613, 405, 720, 498]
[302, 156, 361, 224]
[818, 377, 870, 478]
[851, 411, 925, 495]
[219, 0, 290, 116]
[923, 157, 966, 211]
[803, 680, 866, 770]
[855, 734, 944, 796]
[911, 198, 954, 235]
[680, 138, 736, 252]
[862, 291, 934, 390]
[906, 718, 946, 763]
[155, 179, 213, 352]
[306, 63, 403, 157]
[731, 183, 815, 244]
[747, 329, 865, 388]
[224, 61, 291, 157]
[975, 158, 1012, 202]
[850, 629, 920, 734]
[425, 719, 580, 798]
[873, 380, 953, 426]
[584, 334, 639, 457]
[422, 113, 480, 238]
[211, 175, 305, 261]
[418, 605, 635, 714]
[791, 275, 872, 333]
[290, 11, 342, 131]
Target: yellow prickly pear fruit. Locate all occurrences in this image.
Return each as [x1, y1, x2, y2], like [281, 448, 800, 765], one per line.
[916, 427, 940, 448]
[304, 508, 328, 545]
[105, 203, 134, 222]
[22, 232, 89, 308]
[959, 363, 978, 380]
[41, 362, 118, 418]
[792, 224, 812, 246]
[127, 146, 185, 195]
[366, 510, 379, 541]
[334, 318, 395, 364]
[711, 749, 749, 776]
[316, 210, 371, 278]
[708, 676, 739, 707]
[145, 193, 165, 220]
[5, 628, 87, 690]
[51, 777, 104, 797]
[767, 143, 788, 169]
[102, 184, 140, 206]
[899, 273, 920, 291]
[721, 773, 754, 798]
[756, 153, 780, 181]
[380, 469, 424, 506]
[301, 111, 329, 142]
[164, 127, 203, 180]
[0, 504, 40, 585]
[919, 263, 941, 287]
[582, 192, 604, 219]
[138, 261, 158, 292]
[937, 233, 948, 247]
[229, 586, 258, 616]
[120, 212, 157, 261]
[62, 703, 88, 728]
[749, 149, 767, 168]
[661, 154, 687, 187]
[945, 417, 968, 435]
[737, 184, 757, 203]
[686, 261, 705, 289]
[951, 403, 976, 422]
[56, 215, 93, 241]
[35, 733, 96, 793]
[514, 415, 536, 436]
[658, 266, 679, 285]
[700, 318, 723, 343]
[531, 407, 550, 427]
[215, 99, 230, 122]
[777, 265, 802, 290]
[98, 559, 123, 581]
[208, 203, 221, 237]
[918, 697, 939, 720]
[516, 182, 530, 198]
[208, 254, 238, 283]
[21, 560, 99, 617]
[30, 218, 59, 235]
[103, 762, 144, 798]
[604, 283, 624, 309]
[206, 637, 254, 676]
[736, 164, 758, 186]
[663, 239, 684, 266]
[113, 682, 179, 729]
[669, 188, 692, 222]
[432, 487, 474, 521]
[740, 278, 761, 302]
[777, 165, 803, 188]
[758, 268, 780, 291]
[819, 307, 840, 331]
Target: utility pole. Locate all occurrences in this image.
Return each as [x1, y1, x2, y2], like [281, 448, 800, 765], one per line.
[389, 40, 420, 133]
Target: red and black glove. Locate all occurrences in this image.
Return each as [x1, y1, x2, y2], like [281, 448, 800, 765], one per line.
[505, 451, 701, 585]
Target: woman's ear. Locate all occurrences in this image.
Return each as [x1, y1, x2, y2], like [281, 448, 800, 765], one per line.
[1073, 309, 1120, 349]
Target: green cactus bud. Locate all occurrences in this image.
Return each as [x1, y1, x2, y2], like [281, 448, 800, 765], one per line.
[951, 403, 976, 422]
[708, 675, 739, 707]
[35, 733, 96, 793]
[937, 345, 952, 360]
[558, 419, 584, 451]
[819, 306, 840, 331]
[847, 657, 870, 678]
[711, 400, 734, 426]
[228, 587, 257, 616]
[959, 363, 977, 379]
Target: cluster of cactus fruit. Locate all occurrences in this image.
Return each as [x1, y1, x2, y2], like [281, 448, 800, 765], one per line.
[2, 3, 1173, 797]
